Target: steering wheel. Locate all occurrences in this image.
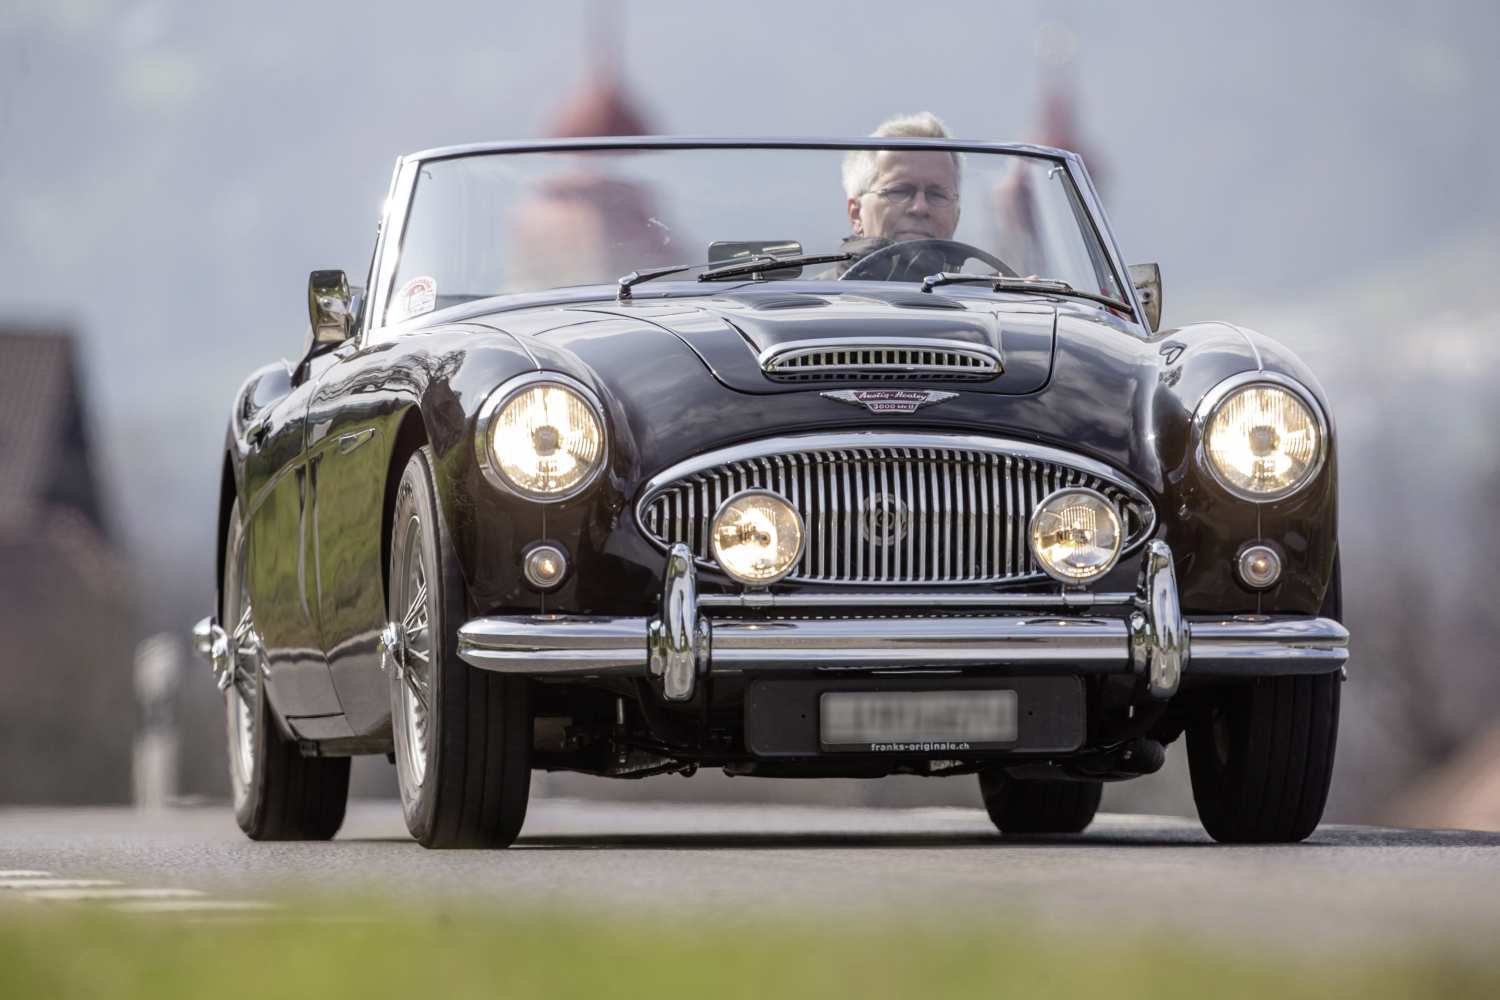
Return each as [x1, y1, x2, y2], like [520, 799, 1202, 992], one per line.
[838, 238, 1019, 283]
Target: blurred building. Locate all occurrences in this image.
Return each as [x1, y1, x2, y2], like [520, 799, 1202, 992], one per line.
[0, 327, 136, 803]
[506, 37, 677, 288]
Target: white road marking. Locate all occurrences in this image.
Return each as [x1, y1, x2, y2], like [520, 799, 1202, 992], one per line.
[0, 878, 122, 889]
[0, 870, 52, 877]
[111, 899, 280, 914]
[24, 887, 206, 902]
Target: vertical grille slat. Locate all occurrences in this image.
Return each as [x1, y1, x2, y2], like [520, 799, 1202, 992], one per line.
[641, 443, 1151, 585]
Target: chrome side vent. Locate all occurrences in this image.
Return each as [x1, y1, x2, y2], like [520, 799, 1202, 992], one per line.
[761, 339, 1001, 382]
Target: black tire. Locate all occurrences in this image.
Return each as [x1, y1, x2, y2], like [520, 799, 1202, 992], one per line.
[1186, 673, 1340, 844]
[388, 447, 531, 848]
[223, 500, 349, 840]
[1185, 553, 1343, 844]
[978, 771, 1102, 835]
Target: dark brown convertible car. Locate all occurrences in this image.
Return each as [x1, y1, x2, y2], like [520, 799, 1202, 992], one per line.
[193, 137, 1348, 847]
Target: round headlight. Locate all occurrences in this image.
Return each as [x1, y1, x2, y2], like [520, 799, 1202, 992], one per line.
[711, 490, 804, 586]
[479, 376, 606, 501]
[1028, 488, 1123, 584]
[1200, 380, 1324, 501]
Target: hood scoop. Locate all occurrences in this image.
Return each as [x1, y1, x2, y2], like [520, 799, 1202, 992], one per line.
[760, 338, 1002, 382]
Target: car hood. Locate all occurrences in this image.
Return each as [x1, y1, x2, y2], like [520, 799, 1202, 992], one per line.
[557, 287, 1057, 395]
[456, 288, 1259, 497]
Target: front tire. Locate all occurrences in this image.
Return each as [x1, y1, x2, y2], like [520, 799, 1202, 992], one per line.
[223, 500, 349, 840]
[1186, 556, 1343, 844]
[388, 447, 531, 848]
[1186, 673, 1340, 843]
[978, 771, 1102, 835]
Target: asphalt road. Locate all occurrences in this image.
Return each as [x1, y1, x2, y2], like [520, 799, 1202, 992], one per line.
[3, 799, 1499, 957]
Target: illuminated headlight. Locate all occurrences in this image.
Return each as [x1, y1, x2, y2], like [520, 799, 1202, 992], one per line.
[711, 491, 804, 585]
[1200, 379, 1325, 501]
[478, 375, 606, 501]
[1028, 488, 1124, 584]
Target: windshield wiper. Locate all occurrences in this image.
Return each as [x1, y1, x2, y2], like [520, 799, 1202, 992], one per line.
[698, 252, 851, 282]
[616, 252, 850, 299]
[617, 262, 703, 300]
[920, 272, 1133, 313]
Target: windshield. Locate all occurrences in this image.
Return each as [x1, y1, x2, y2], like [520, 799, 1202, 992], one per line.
[384, 145, 1124, 326]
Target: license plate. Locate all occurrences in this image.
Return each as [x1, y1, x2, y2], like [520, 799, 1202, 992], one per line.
[819, 690, 1018, 752]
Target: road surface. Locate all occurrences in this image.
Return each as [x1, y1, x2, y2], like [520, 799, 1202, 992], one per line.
[3, 799, 1497, 956]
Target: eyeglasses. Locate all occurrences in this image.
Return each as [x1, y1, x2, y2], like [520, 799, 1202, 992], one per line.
[866, 183, 958, 208]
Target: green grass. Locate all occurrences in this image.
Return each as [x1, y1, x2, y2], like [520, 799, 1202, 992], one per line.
[2, 900, 1496, 1000]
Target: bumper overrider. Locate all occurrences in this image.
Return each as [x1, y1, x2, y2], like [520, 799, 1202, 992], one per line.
[456, 540, 1348, 704]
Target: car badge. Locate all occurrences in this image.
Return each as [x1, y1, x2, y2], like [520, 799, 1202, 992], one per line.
[820, 389, 959, 414]
[859, 494, 911, 546]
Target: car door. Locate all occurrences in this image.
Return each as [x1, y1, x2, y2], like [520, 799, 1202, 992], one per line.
[303, 346, 406, 739]
[242, 354, 349, 734]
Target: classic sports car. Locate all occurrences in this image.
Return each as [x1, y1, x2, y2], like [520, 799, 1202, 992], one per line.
[193, 136, 1348, 847]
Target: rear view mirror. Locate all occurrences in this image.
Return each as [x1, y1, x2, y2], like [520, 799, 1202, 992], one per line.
[1128, 263, 1162, 333]
[709, 240, 804, 279]
[308, 269, 353, 345]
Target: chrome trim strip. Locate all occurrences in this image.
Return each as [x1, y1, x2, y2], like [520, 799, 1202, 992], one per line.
[473, 371, 609, 504]
[457, 616, 649, 674]
[708, 617, 1127, 670]
[1187, 616, 1349, 674]
[697, 591, 1137, 610]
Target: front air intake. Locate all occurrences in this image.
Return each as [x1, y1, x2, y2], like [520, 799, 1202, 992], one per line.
[760, 339, 1001, 382]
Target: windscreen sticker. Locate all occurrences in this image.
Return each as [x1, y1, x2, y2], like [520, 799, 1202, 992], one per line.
[393, 275, 436, 320]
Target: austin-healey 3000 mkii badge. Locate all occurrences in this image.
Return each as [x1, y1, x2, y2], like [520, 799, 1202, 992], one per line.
[820, 389, 958, 414]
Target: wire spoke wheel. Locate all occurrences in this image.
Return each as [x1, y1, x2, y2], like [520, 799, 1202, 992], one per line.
[393, 510, 434, 789]
[221, 498, 349, 840]
[223, 530, 258, 799]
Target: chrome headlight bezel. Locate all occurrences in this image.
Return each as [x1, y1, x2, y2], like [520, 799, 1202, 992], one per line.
[474, 371, 608, 503]
[1193, 372, 1329, 503]
[1027, 486, 1125, 584]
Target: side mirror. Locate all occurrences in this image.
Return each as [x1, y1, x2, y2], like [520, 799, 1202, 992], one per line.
[1128, 263, 1163, 333]
[308, 269, 353, 346]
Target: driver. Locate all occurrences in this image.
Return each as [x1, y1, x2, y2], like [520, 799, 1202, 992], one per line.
[830, 112, 961, 277]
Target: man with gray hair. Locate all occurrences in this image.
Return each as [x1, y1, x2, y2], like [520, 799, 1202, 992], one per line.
[826, 112, 963, 277]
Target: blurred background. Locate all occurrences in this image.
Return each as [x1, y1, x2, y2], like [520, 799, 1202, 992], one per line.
[2, 0, 1497, 828]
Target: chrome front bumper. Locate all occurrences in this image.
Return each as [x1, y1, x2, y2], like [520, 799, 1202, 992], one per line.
[457, 541, 1349, 703]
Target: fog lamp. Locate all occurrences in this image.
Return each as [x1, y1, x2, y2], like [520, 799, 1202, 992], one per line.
[711, 490, 804, 586]
[1237, 544, 1282, 590]
[523, 543, 569, 590]
[1028, 488, 1124, 584]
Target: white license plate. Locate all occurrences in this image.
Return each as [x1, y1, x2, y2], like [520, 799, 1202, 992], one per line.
[819, 690, 1018, 752]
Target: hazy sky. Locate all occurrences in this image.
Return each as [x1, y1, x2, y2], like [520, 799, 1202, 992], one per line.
[2, 0, 1497, 627]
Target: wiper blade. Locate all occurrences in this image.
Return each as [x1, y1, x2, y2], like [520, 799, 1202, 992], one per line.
[921, 272, 1133, 313]
[698, 252, 852, 282]
[616, 251, 849, 299]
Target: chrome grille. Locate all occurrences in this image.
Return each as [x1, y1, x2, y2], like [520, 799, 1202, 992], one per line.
[761, 341, 1000, 382]
[639, 439, 1154, 585]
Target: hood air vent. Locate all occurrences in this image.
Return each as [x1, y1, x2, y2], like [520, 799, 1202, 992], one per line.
[761, 339, 1001, 383]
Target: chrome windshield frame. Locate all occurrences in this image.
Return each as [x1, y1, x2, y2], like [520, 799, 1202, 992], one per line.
[364, 137, 1146, 344]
